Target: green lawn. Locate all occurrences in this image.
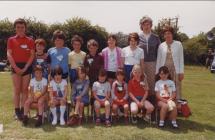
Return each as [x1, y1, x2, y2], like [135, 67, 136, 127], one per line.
[0, 66, 215, 140]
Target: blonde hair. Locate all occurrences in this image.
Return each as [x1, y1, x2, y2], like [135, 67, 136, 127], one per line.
[130, 64, 145, 81]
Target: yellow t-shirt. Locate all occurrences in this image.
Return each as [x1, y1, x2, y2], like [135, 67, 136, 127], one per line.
[68, 51, 86, 69]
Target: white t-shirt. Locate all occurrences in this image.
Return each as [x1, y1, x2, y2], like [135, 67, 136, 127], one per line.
[155, 79, 176, 98]
[122, 46, 144, 65]
[50, 79, 67, 97]
[30, 78, 47, 93]
[92, 81, 111, 97]
[107, 48, 117, 72]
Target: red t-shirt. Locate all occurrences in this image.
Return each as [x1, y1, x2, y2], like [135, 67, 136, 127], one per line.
[7, 35, 35, 63]
[128, 78, 146, 97]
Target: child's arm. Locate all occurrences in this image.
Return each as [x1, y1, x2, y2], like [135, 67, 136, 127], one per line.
[129, 91, 139, 104]
[93, 91, 101, 101]
[111, 83, 117, 101]
[141, 89, 148, 103]
[169, 91, 176, 101]
[79, 80, 90, 97]
[29, 86, 34, 99]
[140, 58, 144, 74]
[64, 84, 68, 100]
[105, 91, 110, 101]
[123, 84, 128, 100]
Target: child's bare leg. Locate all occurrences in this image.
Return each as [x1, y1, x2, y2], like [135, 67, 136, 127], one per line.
[112, 104, 118, 116]
[75, 99, 81, 114]
[94, 100, 101, 118]
[24, 98, 33, 115]
[158, 101, 168, 121]
[79, 102, 84, 117]
[38, 96, 46, 115]
[104, 100, 110, 119]
[169, 107, 177, 121]
[123, 104, 129, 117]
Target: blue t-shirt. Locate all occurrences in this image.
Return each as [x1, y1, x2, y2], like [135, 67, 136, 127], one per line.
[48, 47, 71, 74]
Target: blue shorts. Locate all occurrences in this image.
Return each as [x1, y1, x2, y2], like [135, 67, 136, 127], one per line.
[136, 96, 143, 102]
[97, 95, 106, 100]
[124, 65, 134, 83]
[72, 95, 89, 105]
[69, 69, 77, 83]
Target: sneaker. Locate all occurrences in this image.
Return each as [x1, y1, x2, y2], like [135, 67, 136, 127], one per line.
[52, 117, 57, 126]
[158, 121, 164, 127]
[172, 121, 179, 129]
[35, 116, 42, 127]
[67, 114, 79, 126]
[15, 109, 23, 121]
[105, 119, 111, 127]
[60, 118, 65, 126]
[22, 115, 29, 126]
[143, 115, 151, 123]
[95, 118, 101, 125]
[132, 116, 137, 124]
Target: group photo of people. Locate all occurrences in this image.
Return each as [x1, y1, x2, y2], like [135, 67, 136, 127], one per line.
[7, 17, 184, 129]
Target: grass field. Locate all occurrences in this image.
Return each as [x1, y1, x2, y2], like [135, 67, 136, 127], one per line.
[0, 66, 215, 140]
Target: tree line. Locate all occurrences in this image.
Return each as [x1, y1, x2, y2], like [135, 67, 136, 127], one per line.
[0, 17, 214, 65]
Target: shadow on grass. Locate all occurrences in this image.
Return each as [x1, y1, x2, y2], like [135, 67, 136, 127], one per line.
[152, 118, 215, 134]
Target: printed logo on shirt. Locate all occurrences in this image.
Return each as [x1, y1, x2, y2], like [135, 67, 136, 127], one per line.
[20, 44, 28, 49]
[56, 55, 63, 62]
[37, 59, 44, 64]
[87, 58, 94, 65]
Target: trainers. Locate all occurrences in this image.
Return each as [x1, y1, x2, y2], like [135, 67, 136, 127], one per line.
[158, 121, 164, 127]
[96, 118, 101, 125]
[35, 116, 42, 127]
[52, 117, 57, 126]
[132, 116, 137, 124]
[22, 115, 29, 126]
[105, 119, 111, 127]
[143, 115, 151, 123]
[172, 121, 179, 128]
[60, 118, 65, 126]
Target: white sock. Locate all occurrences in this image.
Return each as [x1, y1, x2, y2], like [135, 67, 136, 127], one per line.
[172, 120, 177, 124]
[60, 106, 66, 120]
[159, 120, 164, 124]
[50, 107, 57, 120]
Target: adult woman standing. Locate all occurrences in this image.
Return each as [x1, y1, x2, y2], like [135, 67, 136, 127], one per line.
[139, 16, 161, 96]
[7, 18, 35, 120]
[156, 25, 184, 99]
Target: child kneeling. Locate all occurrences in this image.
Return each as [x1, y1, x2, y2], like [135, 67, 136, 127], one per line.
[71, 66, 90, 125]
[49, 66, 68, 126]
[92, 68, 111, 127]
[128, 65, 154, 124]
[155, 66, 178, 128]
[111, 68, 129, 124]
[23, 65, 48, 127]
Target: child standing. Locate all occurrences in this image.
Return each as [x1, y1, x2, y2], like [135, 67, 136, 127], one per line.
[92, 68, 111, 127]
[122, 33, 144, 82]
[48, 30, 71, 80]
[84, 39, 104, 87]
[101, 35, 122, 85]
[111, 68, 129, 124]
[49, 66, 68, 125]
[128, 65, 154, 124]
[155, 66, 178, 128]
[22, 65, 48, 127]
[71, 66, 90, 125]
[33, 38, 50, 80]
[68, 35, 86, 84]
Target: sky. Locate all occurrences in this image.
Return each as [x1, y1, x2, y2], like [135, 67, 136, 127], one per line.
[0, 1, 214, 37]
